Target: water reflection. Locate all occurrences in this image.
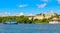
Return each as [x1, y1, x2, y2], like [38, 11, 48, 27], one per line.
[0, 24, 60, 33]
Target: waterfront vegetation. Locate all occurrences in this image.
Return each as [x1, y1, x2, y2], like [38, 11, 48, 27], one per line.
[0, 14, 59, 24]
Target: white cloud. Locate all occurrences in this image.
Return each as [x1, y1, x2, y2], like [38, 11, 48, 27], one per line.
[0, 12, 10, 17]
[19, 12, 24, 15]
[14, 13, 18, 16]
[4, 12, 10, 15]
[37, 3, 47, 8]
[4, 12, 8, 14]
[29, 14, 33, 16]
[14, 12, 24, 16]
[41, 0, 48, 2]
[27, 13, 33, 16]
[57, 0, 60, 4]
[19, 4, 28, 8]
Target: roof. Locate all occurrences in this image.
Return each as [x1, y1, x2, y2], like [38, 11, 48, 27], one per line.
[52, 18, 60, 20]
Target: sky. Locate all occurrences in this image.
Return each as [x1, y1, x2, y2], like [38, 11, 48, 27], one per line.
[0, 0, 60, 16]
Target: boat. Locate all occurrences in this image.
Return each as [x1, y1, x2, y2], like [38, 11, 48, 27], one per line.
[4, 21, 18, 24]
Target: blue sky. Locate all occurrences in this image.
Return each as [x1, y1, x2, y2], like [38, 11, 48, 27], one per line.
[0, 0, 60, 15]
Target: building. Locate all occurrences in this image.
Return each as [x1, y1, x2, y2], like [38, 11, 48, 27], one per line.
[28, 16, 33, 20]
[44, 14, 51, 19]
[30, 10, 56, 20]
[34, 14, 44, 19]
[49, 18, 60, 24]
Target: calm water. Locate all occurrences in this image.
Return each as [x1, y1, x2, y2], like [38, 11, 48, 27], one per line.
[0, 24, 60, 33]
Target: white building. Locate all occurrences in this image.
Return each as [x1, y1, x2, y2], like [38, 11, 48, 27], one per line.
[49, 18, 60, 24]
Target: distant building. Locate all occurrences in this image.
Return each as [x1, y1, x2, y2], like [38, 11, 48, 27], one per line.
[45, 10, 56, 19]
[44, 14, 51, 19]
[34, 14, 44, 19]
[31, 10, 57, 20]
[49, 18, 60, 24]
[28, 16, 34, 20]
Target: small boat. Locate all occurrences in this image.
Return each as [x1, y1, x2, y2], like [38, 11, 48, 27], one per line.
[4, 21, 18, 24]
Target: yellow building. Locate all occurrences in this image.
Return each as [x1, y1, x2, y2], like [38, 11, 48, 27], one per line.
[34, 15, 44, 19]
[29, 10, 56, 20]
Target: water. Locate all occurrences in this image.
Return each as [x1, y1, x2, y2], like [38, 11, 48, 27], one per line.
[0, 24, 60, 33]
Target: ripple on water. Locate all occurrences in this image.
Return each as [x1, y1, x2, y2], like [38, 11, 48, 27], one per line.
[0, 24, 60, 33]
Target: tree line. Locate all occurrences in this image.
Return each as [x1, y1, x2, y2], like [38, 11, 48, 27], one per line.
[0, 14, 59, 24]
